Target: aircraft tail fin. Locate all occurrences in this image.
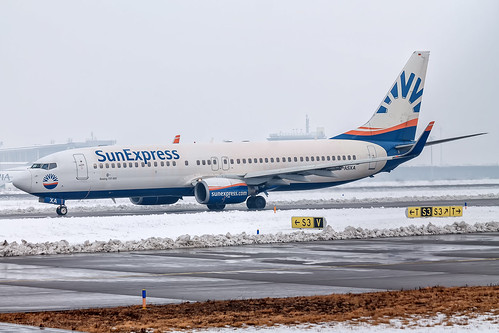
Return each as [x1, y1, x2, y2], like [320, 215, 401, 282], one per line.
[333, 51, 430, 143]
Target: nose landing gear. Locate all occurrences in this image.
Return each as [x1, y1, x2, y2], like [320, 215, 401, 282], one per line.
[56, 205, 68, 216]
[40, 197, 68, 216]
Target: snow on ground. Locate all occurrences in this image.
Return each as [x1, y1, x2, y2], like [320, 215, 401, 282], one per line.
[187, 313, 499, 332]
[0, 180, 498, 256]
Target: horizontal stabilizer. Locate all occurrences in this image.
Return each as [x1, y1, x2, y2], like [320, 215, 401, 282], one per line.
[395, 132, 487, 150]
[425, 132, 487, 146]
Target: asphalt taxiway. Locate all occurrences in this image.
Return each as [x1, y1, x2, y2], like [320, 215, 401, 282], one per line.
[0, 232, 497, 313]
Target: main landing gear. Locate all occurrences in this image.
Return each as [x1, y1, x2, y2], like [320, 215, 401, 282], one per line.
[207, 203, 226, 211]
[56, 205, 68, 216]
[246, 196, 266, 210]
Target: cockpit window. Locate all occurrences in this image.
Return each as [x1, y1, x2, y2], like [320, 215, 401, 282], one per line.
[31, 163, 57, 170]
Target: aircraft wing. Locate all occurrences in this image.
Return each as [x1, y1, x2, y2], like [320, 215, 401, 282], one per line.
[242, 121, 435, 186]
[242, 155, 395, 184]
[191, 122, 434, 187]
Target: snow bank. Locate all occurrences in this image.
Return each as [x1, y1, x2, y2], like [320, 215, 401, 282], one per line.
[1, 221, 498, 257]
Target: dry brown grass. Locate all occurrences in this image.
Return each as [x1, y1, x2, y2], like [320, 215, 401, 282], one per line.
[0, 286, 497, 332]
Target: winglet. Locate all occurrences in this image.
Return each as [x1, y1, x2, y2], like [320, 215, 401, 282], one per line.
[173, 135, 180, 144]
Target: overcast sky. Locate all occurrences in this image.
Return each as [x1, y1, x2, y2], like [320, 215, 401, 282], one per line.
[1, 0, 498, 166]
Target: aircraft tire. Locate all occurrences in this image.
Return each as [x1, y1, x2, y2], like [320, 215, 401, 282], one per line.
[255, 196, 266, 210]
[246, 196, 256, 209]
[207, 203, 226, 211]
[56, 205, 68, 216]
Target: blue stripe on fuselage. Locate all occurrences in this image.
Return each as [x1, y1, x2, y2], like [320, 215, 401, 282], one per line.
[32, 187, 195, 200]
[31, 181, 361, 201]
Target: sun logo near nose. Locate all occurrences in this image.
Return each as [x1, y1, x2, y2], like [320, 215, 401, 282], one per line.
[43, 173, 59, 190]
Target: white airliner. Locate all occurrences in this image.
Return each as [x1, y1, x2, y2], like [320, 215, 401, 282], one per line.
[13, 51, 484, 216]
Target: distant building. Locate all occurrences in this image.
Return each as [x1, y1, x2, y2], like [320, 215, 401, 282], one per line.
[267, 115, 326, 141]
[0, 139, 116, 170]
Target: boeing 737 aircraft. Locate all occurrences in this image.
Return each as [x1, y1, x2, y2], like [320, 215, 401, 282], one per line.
[13, 51, 484, 215]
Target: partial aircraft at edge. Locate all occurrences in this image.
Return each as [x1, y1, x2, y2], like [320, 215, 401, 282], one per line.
[13, 51, 485, 215]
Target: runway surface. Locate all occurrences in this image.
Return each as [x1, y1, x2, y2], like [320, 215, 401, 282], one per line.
[0, 232, 497, 313]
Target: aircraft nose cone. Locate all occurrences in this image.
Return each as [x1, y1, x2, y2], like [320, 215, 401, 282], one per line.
[12, 170, 32, 193]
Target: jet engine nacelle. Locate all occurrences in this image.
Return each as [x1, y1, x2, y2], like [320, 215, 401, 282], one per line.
[130, 196, 181, 205]
[194, 178, 249, 205]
